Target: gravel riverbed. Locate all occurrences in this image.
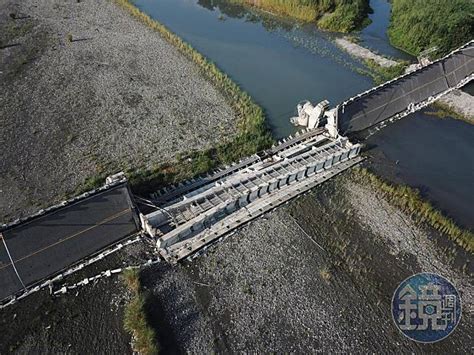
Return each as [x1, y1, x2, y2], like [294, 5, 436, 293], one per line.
[0, 0, 237, 222]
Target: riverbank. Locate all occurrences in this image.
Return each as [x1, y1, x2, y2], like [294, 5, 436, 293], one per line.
[0, 0, 241, 222]
[335, 36, 407, 84]
[433, 90, 474, 124]
[354, 168, 474, 253]
[335, 37, 397, 67]
[115, 0, 272, 197]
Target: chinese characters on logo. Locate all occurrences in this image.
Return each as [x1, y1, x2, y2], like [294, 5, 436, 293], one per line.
[392, 273, 461, 343]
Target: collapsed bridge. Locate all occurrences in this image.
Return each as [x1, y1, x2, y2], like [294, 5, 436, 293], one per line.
[1, 40, 473, 305]
[141, 129, 362, 263]
[143, 40, 474, 263]
[291, 41, 474, 135]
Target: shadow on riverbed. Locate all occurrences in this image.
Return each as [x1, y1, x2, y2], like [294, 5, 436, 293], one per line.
[144, 303, 178, 354]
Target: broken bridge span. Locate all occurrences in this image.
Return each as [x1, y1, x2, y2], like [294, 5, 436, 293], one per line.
[1, 40, 473, 305]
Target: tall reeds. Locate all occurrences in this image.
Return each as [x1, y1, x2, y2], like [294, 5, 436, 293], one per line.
[228, 0, 371, 33]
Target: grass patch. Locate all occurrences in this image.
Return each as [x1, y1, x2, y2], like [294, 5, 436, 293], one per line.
[122, 269, 158, 355]
[353, 168, 474, 253]
[68, 173, 108, 198]
[317, 0, 372, 33]
[362, 59, 408, 85]
[229, 0, 320, 22]
[319, 267, 332, 281]
[113, 0, 273, 195]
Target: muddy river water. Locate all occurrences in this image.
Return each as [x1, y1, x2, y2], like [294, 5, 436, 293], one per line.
[133, 0, 474, 229]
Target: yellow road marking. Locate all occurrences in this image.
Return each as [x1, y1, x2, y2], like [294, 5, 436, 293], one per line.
[0, 208, 131, 272]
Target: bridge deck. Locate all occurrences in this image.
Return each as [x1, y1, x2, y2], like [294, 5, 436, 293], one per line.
[339, 41, 474, 133]
[0, 183, 139, 302]
[151, 128, 325, 205]
[166, 155, 365, 263]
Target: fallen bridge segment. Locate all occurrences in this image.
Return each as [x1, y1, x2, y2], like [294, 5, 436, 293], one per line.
[290, 41, 474, 136]
[142, 130, 363, 263]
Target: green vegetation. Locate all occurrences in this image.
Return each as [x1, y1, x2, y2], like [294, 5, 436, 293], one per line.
[353, 168, 474, 253]
[228, 0, 372, 33]
[317, 0, 372, 32]
[111, 0, 273, 195]
[122, 269, 159, 355]
[388, 0, 474, 57]
[363, 59, 408, 85]
[73, 173, 108, 195]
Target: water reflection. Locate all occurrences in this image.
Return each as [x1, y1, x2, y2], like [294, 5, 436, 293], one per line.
[198, 0, 304, 32]
[367, 111, 474, 229]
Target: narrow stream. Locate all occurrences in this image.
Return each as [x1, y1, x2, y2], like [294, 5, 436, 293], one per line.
[359, 0, 412, 60]
[133, 0, 474, 229]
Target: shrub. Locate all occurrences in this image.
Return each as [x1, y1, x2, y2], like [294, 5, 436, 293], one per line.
[363, 59, 408, 85]
[388, 0, 474, 57]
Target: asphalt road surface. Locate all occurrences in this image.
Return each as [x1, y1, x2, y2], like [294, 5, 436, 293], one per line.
[0, 183, 139, 301]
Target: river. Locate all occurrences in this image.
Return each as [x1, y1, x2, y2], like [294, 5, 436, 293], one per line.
[132, 0, 474, 229]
